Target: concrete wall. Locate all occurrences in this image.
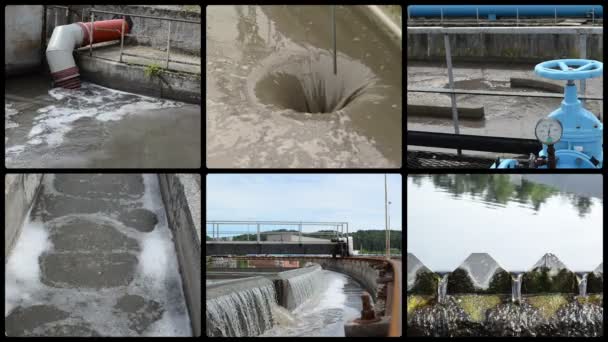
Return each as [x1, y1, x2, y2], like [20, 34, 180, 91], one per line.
[158, 174, 201, 336]
[5, 174, 44, 260]
[309, 258, 382, 300]
[76, 53, 201, 103]
[5, 5, 44, 75]
[407, 33, 603, 63]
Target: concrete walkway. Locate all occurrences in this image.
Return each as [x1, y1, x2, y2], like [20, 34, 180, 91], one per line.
[81, 43, 201, 75]
[5, 174, 191, 336]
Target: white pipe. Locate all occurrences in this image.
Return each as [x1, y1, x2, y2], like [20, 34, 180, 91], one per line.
[46, 23, 85, 89]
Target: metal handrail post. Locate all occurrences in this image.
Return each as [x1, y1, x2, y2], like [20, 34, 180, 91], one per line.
[119, 18, 125, 63]
[299, 222, 302, 244]
[443, 33, 461, 155]
[579, 34, 587, 105]
[257, 224, 260, 242]
[89, 12, 94, 56]
[166, 21, 171, 69]
[554, 8, 557, 24]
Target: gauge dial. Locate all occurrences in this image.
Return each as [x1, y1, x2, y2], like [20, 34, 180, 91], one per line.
[535, 118, 563, 145]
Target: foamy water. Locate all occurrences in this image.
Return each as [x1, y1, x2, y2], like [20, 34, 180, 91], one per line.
[5, 175, 191, 336]
[261, 270, 362, 336]
[8, 83, 183, 150]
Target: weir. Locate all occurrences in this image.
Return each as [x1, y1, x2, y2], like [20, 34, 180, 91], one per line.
[206, 256, 401, 337]
[206, 277, 277, 337]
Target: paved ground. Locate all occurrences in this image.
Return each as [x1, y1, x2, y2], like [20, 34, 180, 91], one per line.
[5, 174, 191, 336]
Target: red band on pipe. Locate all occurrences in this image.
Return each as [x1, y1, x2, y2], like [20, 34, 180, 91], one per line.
[78, 19, 130, 47]
[51, 66, 79, 82]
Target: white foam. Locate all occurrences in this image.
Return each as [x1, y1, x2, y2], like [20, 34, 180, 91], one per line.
[24, 83, 183, 148]
[6, 174, 191, 336]
[5, 212, 52, 316]
[139, 229, 169, 280]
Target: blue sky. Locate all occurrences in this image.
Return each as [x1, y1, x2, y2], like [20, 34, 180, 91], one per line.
[207, 174, 402, 233]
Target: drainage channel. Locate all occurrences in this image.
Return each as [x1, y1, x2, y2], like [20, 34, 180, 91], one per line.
[5, 174, 192, 336]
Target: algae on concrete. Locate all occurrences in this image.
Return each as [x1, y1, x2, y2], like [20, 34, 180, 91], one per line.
[576, 294, 602, 306]
[456, 295, 502, 322]
[527, 294, 569, 319]
[407, 295, 431, 317]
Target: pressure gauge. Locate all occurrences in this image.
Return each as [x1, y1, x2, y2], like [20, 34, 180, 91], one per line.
[535, 118, 563, 145]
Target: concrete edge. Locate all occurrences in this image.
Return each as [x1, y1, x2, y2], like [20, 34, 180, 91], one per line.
[5, 174, 44, 261]
[75, 53, 201, 104]
[158, 174, 201, 337]
[407, 104, 485, 119]
[356, 5, 402, 49]
[510, 77, 563, 93]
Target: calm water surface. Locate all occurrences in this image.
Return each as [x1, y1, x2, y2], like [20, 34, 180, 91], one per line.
[407, 174, 603, 272]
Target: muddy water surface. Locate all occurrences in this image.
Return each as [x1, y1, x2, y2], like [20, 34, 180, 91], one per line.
[5, 74, 201, 168]
[206, 5, 402, 168]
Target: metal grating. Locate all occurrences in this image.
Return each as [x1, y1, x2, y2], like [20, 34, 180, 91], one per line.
[407, 150, 498, 169]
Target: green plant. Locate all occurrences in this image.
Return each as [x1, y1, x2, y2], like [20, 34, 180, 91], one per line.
[144, 63, 163, 78]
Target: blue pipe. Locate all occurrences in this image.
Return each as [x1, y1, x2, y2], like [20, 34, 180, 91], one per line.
[408, 5, 603, 19]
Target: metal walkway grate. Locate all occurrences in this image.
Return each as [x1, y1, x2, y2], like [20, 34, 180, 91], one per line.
[407, 150, 497, 169]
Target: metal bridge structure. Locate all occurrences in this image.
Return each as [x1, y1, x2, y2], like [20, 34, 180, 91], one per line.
[206, 220, 351, 256]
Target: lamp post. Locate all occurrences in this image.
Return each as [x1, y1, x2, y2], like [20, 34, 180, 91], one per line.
[384, 174, 389, 259]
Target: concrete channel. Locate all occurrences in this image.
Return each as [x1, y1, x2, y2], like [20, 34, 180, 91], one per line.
[5, 174, 201, 336]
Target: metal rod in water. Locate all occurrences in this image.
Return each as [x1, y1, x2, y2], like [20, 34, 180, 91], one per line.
[332, 6, 337, 75]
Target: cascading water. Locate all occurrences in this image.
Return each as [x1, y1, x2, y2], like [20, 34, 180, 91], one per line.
[438, 274, 449, 304]
[286, 268, 324, 311]
[577, 273, 588, 297]
[206, 280, 277, 337]
[512, 273, 523, 304]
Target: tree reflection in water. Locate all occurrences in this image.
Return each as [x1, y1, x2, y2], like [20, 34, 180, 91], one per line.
[408, 174, 599, 218]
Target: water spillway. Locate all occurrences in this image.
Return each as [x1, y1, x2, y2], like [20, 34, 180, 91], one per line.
[206, 256, 401, 336]
[279, 265, 324, 311]
[206, 277, 277, 337]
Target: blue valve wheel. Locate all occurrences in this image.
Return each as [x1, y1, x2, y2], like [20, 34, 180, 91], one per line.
[534, 59, 603, 80]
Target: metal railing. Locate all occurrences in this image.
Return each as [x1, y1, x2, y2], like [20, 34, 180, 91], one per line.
[87, 9, 200, 69]
[206, 220, 349, 244]
[47, 6, 200, 71]
[407, 6, 601, 26]
[407, 26, 603, 155]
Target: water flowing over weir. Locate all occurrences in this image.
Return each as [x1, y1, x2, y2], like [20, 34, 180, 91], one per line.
[206, 279, 277, 337]
[286, 268, 325, 311]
